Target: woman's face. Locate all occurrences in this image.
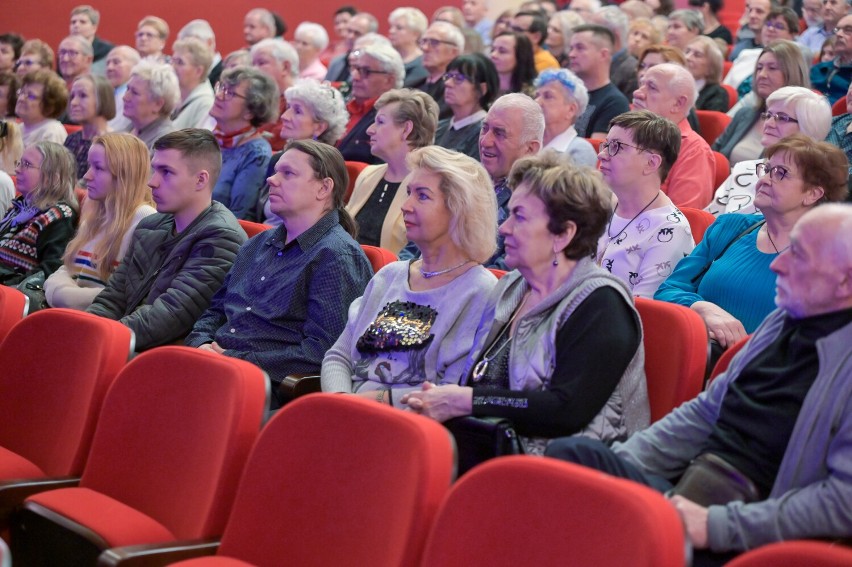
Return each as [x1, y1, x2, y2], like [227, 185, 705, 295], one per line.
[754, 150, 821, 216]
[684, 41, 710, 81]
[82, 143, 114, 202]
[545, 16, 564, 52]
[135, 25, 165, 58]
[400, 167, 452, 247]
[499, 184, 562, 272]
[443, 68, 481, 112]
[535, 82, 579, 128]
[637, 52, 665, 82]
[15, 81, 46, 125]
[280, 99, 326, 141]
[490, 35, 517, 75]
[171, 49, 202, 89]
[628, 27, 653, 58]
[68, 78, 98, 124]
[209, 79, 250, 130]
[16, 52, 44, 77]
[761, 99, 800, 146]
[754, 52, 785, 100]
[666, 19, 697, 50]
[366, 102, 410, 160]
[14, 146, 43, 197]
[388, 17, 418, 50]
[123, 75, 163, 127]
[762, 16, 794, 43]
[266, 148, 326, 220]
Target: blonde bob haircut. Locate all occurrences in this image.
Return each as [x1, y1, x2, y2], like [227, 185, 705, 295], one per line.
[375, 88, 439, 149]
[28, 141, 79, 212]
[405, 146, 498, 263]
[63, 133, 154, 282]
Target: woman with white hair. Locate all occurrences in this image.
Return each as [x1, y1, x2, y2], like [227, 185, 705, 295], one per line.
[122, 60, 179, 151]
[665, 9, 703, 50]
[546, 10, 585, 67]
[709, 86, 833, 216]
[534, 68, 597, 167]
[170, 37, 215, 130]
[684, 35, 729, 112]
[294, 22, 329, 81]
[388, 7, 429, 87]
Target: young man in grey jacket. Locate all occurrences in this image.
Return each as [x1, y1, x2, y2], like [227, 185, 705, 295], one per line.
[88, 128, 246, 350]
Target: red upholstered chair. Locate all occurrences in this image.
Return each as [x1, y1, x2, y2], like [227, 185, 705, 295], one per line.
[722, 59, 733, 78]
[727, 540, 852, 566]
[11, 346, 268, 566]
[679, 206, 716, 244]
[584, 137, 602, 153]
[63, 124, 82, 136]
[344, 160, 368, 204]
[708, 334, 750, 384]
[488, 268, 508, 279]
[713, 150, 731, 190]
[696, 110, 732, 146]
[0, 285, 29, 341]
[832, 96, 847, 117]
[634, 298, 708, 422]
[721, 84, 738, 110]
[167, 394, 454, 567]
[0, 310, 132, 531]
[238, 219, 272, 238]
[360, 244, 397, 273]
[419, 456, 686, 567]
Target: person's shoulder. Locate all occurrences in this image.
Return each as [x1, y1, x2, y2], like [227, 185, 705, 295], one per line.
[709, 212, 763, 235]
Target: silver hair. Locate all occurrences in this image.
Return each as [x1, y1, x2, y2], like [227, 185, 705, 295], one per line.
[359, 43, 405, 88]
[251, 38, 300, 78]
[490, 93, 545, 145]
[354, 33, 393, 51]
[592, 6, 629, 47]
[389, 7, 429, 36]
[295, 22, 330, 52]
[284, 79, 350, 144]
[220, 66, 280, 125]
[767, 86, 832, 141]
[669, 9, 705, 32]
[178, 19, 216, 47]
[62, 35, 94, 58]
[246, 8, 276, 34]
[653, 62, 698, 109]
[428, 21, 465, 51]
[130, 59, 180, 116]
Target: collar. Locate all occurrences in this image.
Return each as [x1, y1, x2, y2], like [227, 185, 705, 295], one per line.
[347, 96, 378, 117]
[267, 209, 341, 252]
[450, 109, 487, 130]
[544, 126, 578, 151]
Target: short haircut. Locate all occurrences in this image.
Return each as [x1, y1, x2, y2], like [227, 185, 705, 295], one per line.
[390, 8, 429, 36]
[534, 68, 590, 116]
[284, 79, 350, 144]
[508, 150, 612, 260]
[71, 5, 100, 25]
[0, 73, 19, 117]
[592, 6, 629, 47]
[295, 22, 331, 51]
[572, 24, 615, 50]
[138, 16, 170, 40]
[446, 53, 500, 110]
[0, 34, 24, 59]
[550, 10, 586, 52]
[20, 39, 55, 70]
[752, 40, 810, 107]
[359, 43, 405, 88]
[375, 88, 439, 149]
[251, 38, 300, 78]
[247, 8, 276, 34]
[72, 74, 116, 120]
[764, 134, 849, 204]
[154, 128, 223, 187]
[609, 110, 681, 183]
[432, 6, 465, 28]
[130, 60, 180, 117]
[336, 6, 358, 17]
[651, 62, 697, 108]
[223, 49, 250, 68]
[686, 36, 724, 83]
[22, 69, 68, 119]
[219, 66, 280, 125]
[766, 86, 832, 141]
[490, 93, 545, 146]
[61, 35, 94, 59]
[30, 141, 78, 211]
[621, 0, 655, 19]
[767, 6, 800, 35]
[429, 21, 466, 51]
[172, 37, 213, 78]
[406, 146, 499, 263]
[639, 44, 687, 66]
[515, 10, 549, 46]
[178, 19, 216, 45]
[668, 9, 704, 32]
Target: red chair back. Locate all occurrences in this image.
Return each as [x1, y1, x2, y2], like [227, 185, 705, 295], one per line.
[360, 244, 397, 273]
[345, 161, 368, 204]
[0, 285, 29, 342]
[722, 59, 733, 78]
[420, 456, 685, 567]
[696, 110, 732, 146]
[238, 219, 273, 238]
[727, 540, 852, 567]
[713, 150, 731, 190]
[488, 268, 508, 279]
[634, 298, 707, 422]
[584, 137, 602, 153]
[832, 96, 847, 116]
[708, 334, 750, 384]
[63, 124, 82, 135]
[0, 310, 132, 477]
[212, 394, 454, 567]
[679, 206, 716, 244]
[721, 84, 738, 110]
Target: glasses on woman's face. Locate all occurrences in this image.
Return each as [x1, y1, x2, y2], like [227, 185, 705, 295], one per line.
[756, 162, 795, 181]
[442, 70, 470, 84]
[763, 20, 788, 32]
[15, 89, 41, 102]
[214, 82, 247, 101]
[15, 158, 40, 171]
[599, 140, 651, 157]
[760, 111, 799, 124]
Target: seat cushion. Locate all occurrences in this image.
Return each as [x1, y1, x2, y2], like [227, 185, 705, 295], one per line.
[171, 557, 257, 566]
[0, 445, 46, 479]
[26, 487, 176, 547]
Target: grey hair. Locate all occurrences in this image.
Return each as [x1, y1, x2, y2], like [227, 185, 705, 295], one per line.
[172, 37, 213, 78]
[284, 79, 350, 144]
[669, 9, 705, 32]
[220, 66, 280, 125]
[359, 43, 405, 88]
[178, 19, 216, 46]
[353, 12, 380, 33]
[534, 68, 590, 115]
[354, 33, 393, 51]
[246, 8, 276, 34]
[767, 86, 832, 141]
[428, 21, 465, 51]
[490, 93, 545, 146]
[390, 7, 429, 36]
[653, 62, 697, 108]
[251, 38, 300, 78]
[62, 35, 94, 58]
[295, 22, 330, 51]
[592, 6, 628, 47]
[550, 10, 585, 53]
[130, 59, 180, 116]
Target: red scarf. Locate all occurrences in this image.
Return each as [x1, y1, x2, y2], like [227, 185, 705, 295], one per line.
[213, 125, 257, 149]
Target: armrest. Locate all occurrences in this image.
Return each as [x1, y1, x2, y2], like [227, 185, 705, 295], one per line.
[97, 539, 220, 567]
[0, 476, 80, 525]
[278, 374, 321, 403]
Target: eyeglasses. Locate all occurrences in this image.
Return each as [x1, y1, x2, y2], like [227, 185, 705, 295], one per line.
[835, 26, 852, 35]
[350, 65, 392, 78]
[15, 159, 40, 171]
[58, 49, 83, 59]
[16, 58, 39, 68]
[214, 82, 247, 101]
[135, 31, 159, 39]
[760, 111, 799, 124]
[15, 89, 41, 102]
[756, 162, 796, 181]
[763, 21, 788, 31]
[509, 25, 530, 33]
[418, 37, 457, 49]
[443, 70, 470, 83]
[599, 140, 653, 157]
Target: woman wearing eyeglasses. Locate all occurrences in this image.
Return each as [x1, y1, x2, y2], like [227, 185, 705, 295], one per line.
[346, 88, 438, 254]
[657, 134, 848, 358]
[435, 53, 498, 160]
[15, 69, 68, 146]
[135, 16, 170, 64]
[208, 67, 278, 220]
[709, 87, 832, 216]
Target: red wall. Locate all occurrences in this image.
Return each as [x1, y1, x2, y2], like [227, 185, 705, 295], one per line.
[5, 0, 451, 58]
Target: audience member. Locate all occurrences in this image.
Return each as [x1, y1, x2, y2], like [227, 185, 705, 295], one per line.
[548, 202, 852, 566]
[730, 0, 771, 60]
[16, 70, 68, 145]
[628, 18, 662, 59]
[170, 38, 215, 130]
[87, 128, 246, 350]
[0, 119, 23, 175]
[186, 140, 372, 409]
[799, 0, 847, 57]
[512, 10, 560, 73]
[251, 38, 298, 151]
[0, 34, 23, 76]
[64, 74, 115, 179]
[666, 9, 704, 51]
[388, 8, 428, 87]
[596, 110, 695, 297]
[104, 45, 139, 132]
[403, 150, 650, 457]
[323, 145, 498, 404]
[222, 49, 250, 70]
[811, 14, 852, 104]
[294, 22, 329, 81]
[463, 0, 494, 48]
[435, 53, 498, 159]
[620, 0, 655, 20]
[135, 16, 170, 63]
[826, 81, 852, 173]
[46, 133, 156, 309]
[320, 6, 357, 65]
[433, 6, 465, 28]
[326, 12, 377, 83]
[546, 10, 585, 67]
[637, 44, 686, 81]
[347, 89, 438, 253]
[16, 40, 55, 78]
[243, 8, 276, 47]
[491, 10, 513, 40]
[691, 0, 732, 44]
[123, 60, 178, 152]
[723, 8, 799, 95]
[69, 5, 114, 75]
[568, 0, 601, 21]
[177, 19, 223, 87]
[591, 6, 639, 98]
[0, 73, 18, 119]
[820, 35, 837, 63]
[412, 21, 463, 119]
[491, 31, 537, 97]
[534, 68, 597, 167]
[569, 24, 630, 139]
[57, 35, 93, 88]
[686, 36, 729, 112]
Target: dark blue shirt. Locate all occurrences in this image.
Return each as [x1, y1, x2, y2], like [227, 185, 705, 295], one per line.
[186, 209, 373, 384]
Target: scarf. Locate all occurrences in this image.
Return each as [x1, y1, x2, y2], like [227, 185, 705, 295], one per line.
[213, 125, 257, 149]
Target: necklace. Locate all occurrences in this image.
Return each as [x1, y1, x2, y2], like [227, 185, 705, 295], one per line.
[471, 294, 529, 382]
[378, 183, 389, 204]
[606, 192, 660, 241]
[419, 259, 472, 279]
[764, 224, 788, 254]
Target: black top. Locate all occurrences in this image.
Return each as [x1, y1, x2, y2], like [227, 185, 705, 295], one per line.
[705, 307, 852, 496]
[355, 178, 400, 247]
[705, 25, 734, 45]
[696, 83, 730, 113]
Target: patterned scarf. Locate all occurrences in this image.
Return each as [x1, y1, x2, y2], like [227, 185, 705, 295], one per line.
[213, 125, 257, 149]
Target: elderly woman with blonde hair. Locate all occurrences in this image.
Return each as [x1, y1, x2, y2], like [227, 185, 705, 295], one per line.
[322, 145, 499, 406]
[135, 16, 170, 63]
[170, 37, 215, 130]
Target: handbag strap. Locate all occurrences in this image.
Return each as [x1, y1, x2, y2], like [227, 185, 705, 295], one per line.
[690, 220, 765, 285]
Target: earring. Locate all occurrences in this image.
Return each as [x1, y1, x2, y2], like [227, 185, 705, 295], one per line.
[552, 254, 559, 266]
